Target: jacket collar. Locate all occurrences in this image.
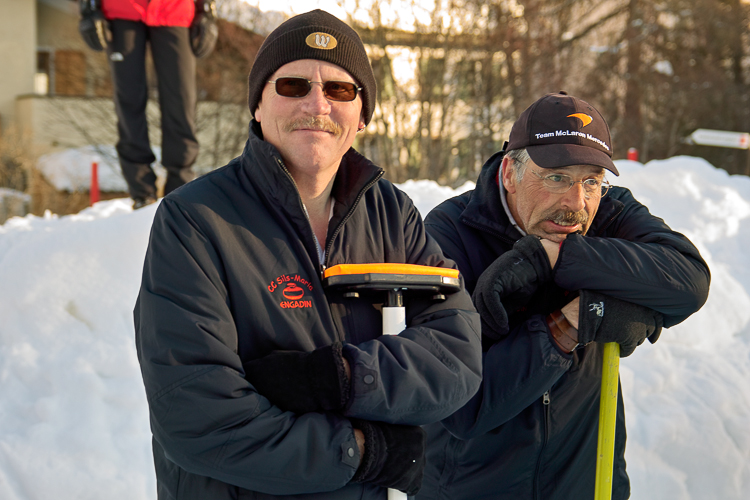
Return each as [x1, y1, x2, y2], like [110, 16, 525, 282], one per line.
[460, 152, 524, 242]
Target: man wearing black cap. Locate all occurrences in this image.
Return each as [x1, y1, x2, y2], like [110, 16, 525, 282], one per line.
[418, 92, 710, 499]
[134, 9, 482, 500]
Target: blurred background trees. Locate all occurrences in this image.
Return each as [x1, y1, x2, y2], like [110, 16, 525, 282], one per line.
[341, 0, 750, 184]
[580, 0, 750, 178]
[5, 0, 748, 213]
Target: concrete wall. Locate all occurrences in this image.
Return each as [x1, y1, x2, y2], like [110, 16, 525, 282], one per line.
[16, 95, 252, 172]
[0, 0, 36, 131]
[37, 0, 81, 50]
[16, 95, 119, 154]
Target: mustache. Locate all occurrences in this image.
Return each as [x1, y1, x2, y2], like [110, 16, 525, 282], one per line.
[542, 209, 589, 226]
[283, 116, 342, 135]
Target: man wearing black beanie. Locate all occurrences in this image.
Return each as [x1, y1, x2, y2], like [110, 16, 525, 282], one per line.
[134, 9, 482, 500]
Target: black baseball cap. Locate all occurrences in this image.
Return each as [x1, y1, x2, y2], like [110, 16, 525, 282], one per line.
[506, 91, 619, 176]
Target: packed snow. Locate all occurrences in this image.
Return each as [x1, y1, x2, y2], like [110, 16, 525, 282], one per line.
[1, 155, 749, 499]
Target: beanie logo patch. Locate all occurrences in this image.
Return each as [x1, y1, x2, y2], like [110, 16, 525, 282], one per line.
[306, 32, 338, 50]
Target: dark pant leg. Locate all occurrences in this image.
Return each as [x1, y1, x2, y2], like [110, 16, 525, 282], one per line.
[108, 19, 157, 200]
[149, 25, 199, 196]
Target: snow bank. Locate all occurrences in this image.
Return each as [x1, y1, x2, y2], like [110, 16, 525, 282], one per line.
[1, 156, 749, 499]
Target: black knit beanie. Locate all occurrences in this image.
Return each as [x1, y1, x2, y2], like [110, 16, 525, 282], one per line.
[248, 9, 377, 125]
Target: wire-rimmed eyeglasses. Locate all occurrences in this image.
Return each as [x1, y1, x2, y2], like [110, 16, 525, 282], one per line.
[528, 166, 610, 198]
[267, 77, 361, 102]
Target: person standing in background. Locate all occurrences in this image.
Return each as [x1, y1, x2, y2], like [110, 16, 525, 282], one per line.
[78, 0, 217, 209]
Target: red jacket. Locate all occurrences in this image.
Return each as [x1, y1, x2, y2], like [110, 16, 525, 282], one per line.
[102, 0, 195, 27]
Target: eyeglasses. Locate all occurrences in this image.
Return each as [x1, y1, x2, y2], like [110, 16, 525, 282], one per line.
[267, 77, 362, 102]
[528, 166, 610, 198]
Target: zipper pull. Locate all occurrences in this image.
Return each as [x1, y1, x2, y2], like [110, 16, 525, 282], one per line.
[543, 391, 550, 405]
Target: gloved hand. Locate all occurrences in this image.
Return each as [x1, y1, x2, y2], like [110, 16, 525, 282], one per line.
[472, 235, 553, 339]
[243, 342, 350, 413]
[78, 0, 110, 52]
[350, 419, 426, 496]
[190, 0, 219, 58]
[578, 290, 664, 357]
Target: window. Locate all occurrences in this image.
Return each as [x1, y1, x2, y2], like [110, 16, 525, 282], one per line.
[36, 50, 51, 95]
[54, 50, 87, 96]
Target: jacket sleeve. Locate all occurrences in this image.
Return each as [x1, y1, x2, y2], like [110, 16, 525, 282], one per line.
[135, 200, 361, 495]
[425, 187, 709, 439]
[424, 205, 571, 438]
[555, 187, 710, 327]
[424, 200, 573, 438]
[440, 316, 573, 439]
[342, 194, 483, 425]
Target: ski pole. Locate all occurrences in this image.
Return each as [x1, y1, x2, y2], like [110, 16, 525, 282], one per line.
[594, 342, 620, 500]
[323, 263, 461, 500]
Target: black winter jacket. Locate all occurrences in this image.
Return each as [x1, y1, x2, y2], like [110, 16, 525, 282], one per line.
[417, 152, 710, 500]
[134, 122, 482, 500]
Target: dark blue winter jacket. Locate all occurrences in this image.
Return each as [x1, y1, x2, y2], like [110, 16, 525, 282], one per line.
[417, 151, 710, 500]
[134, 122, 482, 500]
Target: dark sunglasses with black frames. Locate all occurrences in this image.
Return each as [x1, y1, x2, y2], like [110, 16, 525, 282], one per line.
[267, 77, 362, 102]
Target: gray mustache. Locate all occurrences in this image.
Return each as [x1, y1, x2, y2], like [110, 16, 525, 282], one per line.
[546, 210, 589, 225]
[284, 116, 342, 135]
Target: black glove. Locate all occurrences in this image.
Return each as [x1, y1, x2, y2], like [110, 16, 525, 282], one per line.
[473, 235, 553, 340]
[578, 290, 664, 357]
[190, 0, 219, 58]
[78, 0, 110, 52]
[350, 419, 426, 496]
[243, 342, 350, 413]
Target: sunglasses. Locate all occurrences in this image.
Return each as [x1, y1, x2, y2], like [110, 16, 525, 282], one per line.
[267, 77, 362, 102]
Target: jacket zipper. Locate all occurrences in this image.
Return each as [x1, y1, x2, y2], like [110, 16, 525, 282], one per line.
[274, 156, 329, 269]
[322, 170, 384, 272]
[272, 156, 382, 346]
[533, 391, 551, 500]
[320, 170, 383, 344]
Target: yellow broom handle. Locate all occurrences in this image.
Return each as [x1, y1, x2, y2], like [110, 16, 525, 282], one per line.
[594, 342, 620, 500]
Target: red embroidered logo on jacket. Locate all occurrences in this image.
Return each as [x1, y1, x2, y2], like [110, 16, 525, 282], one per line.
[267, 274, 314, 309]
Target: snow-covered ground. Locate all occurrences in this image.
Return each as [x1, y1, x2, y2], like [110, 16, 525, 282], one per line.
[36, 145, 163, 193]
[1, 156, 749, 499]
